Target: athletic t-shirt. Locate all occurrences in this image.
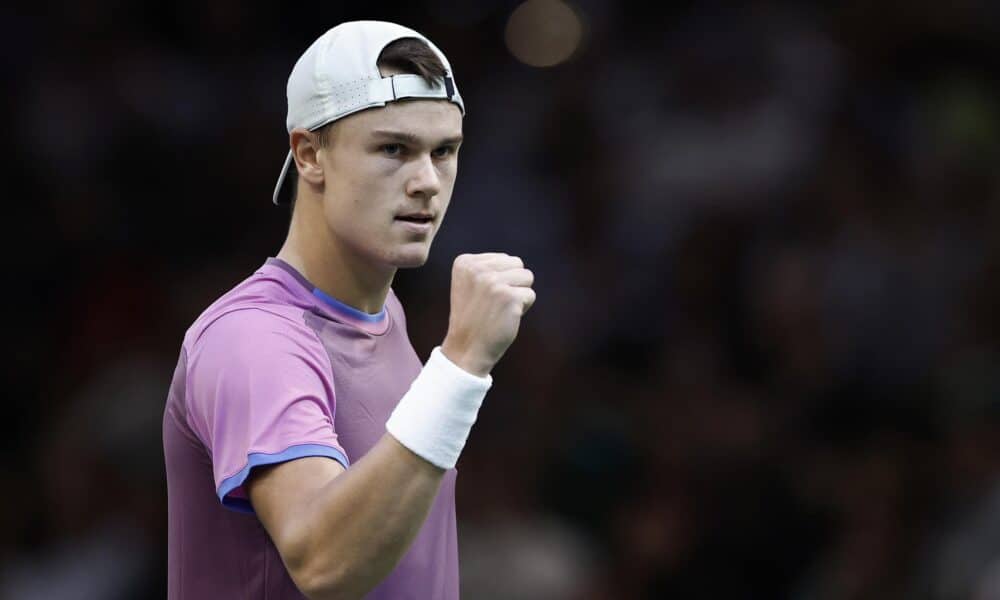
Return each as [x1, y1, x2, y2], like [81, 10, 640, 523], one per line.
[163, 257, 459, 599]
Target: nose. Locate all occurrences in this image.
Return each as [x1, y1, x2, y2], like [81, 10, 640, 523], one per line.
[405, 154, 441, 199]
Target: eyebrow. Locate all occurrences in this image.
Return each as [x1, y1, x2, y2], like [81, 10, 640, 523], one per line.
[370, 129, 464, 147]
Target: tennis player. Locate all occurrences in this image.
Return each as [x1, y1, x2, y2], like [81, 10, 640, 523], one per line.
[163, 20, 535, 599]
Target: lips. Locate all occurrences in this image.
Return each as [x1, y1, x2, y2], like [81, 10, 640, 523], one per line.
[394, 213, 434, 224]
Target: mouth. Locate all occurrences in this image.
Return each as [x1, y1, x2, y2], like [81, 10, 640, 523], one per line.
[394, 212, 435, 233]
[394, 214, 435, 225]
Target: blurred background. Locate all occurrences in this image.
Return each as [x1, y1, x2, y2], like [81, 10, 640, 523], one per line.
[4, 0, 1000, 598]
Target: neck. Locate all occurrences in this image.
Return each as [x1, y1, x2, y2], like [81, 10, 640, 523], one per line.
[278, 203, 394, 315]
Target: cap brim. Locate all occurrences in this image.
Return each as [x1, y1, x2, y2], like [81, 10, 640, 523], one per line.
[272, 151, 295, 206]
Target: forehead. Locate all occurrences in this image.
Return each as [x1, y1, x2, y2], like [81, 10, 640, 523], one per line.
[337, 99, 463, 142]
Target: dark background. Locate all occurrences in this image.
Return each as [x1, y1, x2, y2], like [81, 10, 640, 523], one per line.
[4, 1, 1000, 598]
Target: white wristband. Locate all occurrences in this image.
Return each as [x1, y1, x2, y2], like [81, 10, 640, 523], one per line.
[386, 346, 492, 469]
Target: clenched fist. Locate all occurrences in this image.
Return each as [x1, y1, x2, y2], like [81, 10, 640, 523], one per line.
[440, 253, 536, 377]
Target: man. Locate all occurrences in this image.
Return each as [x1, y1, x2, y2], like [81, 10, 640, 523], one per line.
[163, 21, 535, 599]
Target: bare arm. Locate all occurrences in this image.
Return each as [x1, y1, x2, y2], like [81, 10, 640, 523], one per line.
[247, 434, 444, 599]
[248, 253, 535, 599]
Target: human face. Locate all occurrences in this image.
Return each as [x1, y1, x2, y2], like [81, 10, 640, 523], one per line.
[315, 99, 463, 270]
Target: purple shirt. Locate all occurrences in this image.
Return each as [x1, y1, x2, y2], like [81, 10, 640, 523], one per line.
[163, 258, 459, 599]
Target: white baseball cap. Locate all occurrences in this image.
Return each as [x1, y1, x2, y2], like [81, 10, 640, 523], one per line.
[272, 20, 466, 205]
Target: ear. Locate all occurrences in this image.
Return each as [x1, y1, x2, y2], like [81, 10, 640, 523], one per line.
[290, 128, 324, 186]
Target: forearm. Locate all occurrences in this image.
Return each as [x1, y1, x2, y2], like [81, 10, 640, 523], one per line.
[257, 347, 494, 598]
[287, 434, 445, 599]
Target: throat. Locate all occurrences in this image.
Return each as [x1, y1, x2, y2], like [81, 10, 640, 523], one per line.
[276, 242, 394, 315]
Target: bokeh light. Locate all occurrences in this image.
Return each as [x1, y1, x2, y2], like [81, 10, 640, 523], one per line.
[505, 0, 584, 68]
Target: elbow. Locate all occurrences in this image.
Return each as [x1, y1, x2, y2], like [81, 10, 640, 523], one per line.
[277, 518, 388, 599]
[274, 518, 364, 599]
[288, 552, 357, 600]
[295, 573, 343, 600]
[274, 529, 336, 599]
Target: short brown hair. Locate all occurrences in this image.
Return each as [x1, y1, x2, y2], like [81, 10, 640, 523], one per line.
[314, 37, 447, 149]
[376, 37, 447, 85]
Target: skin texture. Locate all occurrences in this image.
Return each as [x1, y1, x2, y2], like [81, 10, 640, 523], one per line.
[249, 68, 536, 599]
[277, 93, 463, 314]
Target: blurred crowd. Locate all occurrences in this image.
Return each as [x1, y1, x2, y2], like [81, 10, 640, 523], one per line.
[4, 1, 1000, 598]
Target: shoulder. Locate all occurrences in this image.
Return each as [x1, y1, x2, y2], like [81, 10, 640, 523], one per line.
[183, 265, 320, 350]
[183, 270, 328, 374]
[183, 306, 336, 422]
[190, 306, 325, 367]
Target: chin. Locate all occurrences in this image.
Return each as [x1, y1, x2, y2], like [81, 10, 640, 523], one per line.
[394, 254, 430, 269]
[389, 246, 431, 269]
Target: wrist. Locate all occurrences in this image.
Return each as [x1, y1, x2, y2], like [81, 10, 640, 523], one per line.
[385, 346, 493, 470]
[441, 337, 493, 377]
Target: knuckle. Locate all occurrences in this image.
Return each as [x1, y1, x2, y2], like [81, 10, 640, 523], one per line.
[456, 254, 484, 275]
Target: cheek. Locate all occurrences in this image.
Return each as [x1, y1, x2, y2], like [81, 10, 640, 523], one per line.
[327, 161, 395, 214]
[357, 157, 404, 195]
[437, 169, 457, 206]
[441, 159, 459, 186]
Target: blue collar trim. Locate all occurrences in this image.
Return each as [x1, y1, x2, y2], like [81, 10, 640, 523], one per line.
[311, 287, 387, 322]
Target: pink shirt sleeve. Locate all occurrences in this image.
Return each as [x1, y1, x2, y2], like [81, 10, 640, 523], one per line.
[185, 308, 350, 513]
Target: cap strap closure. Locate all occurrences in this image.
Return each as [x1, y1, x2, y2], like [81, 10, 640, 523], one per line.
[366, 74, 464, 114]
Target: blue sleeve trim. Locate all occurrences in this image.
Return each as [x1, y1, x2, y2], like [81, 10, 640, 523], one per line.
[217, 443, 351, 514]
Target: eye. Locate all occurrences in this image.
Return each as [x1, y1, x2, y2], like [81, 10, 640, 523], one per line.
[432, 145, 456, 158]
[381, 143, 403, 157]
